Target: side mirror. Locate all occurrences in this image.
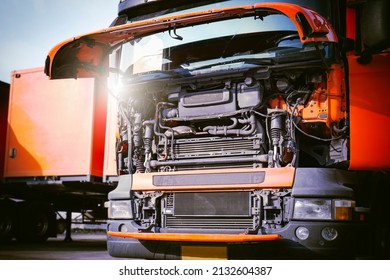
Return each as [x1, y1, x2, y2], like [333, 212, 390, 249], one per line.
[361, 0, 390, 53]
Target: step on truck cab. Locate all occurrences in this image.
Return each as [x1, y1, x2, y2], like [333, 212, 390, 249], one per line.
[45, 0, 390, 259]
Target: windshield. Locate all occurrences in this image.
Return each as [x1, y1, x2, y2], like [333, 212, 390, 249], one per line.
[116, 12, 331, 77]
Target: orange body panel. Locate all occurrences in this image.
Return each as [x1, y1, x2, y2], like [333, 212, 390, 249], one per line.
[4, 67, 116, 179]
[348, 53, 390, 170]
[107, 231, 282, 243]
[103, 91, 119, 182]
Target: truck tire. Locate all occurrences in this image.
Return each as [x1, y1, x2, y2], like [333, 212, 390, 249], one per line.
[16, 203, 56, 243]
[0, 201, 16, 242]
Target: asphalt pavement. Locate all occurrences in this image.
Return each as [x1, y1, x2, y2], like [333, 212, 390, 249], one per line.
[0, 231, 121, 260]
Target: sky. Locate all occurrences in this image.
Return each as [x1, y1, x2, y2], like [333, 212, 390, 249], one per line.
[0, 0, 118, 83]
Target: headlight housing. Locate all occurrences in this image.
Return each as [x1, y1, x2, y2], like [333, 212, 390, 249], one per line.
[293, 198, 355, 221]
[107, 200, 133, 219]
[293, 198, 332, 220]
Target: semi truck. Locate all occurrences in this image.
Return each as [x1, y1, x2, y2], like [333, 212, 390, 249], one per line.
[0, 67, 118, 242]
[43, 0, 390, 259]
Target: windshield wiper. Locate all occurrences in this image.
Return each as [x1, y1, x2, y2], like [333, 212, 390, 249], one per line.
[124, 68, 190, 83]
[182, 53, 277, 71]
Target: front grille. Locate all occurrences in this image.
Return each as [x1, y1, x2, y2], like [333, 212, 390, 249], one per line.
[165, 216, 255, 229]
[161, 192, 260, 230]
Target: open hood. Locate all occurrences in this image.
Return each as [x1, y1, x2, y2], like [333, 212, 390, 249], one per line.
[45, 3, 337, 79]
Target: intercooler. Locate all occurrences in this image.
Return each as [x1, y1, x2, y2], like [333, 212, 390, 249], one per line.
[155, 134, 266, 170]
[161, 192, 261, 230]
[172, 135, 262, 158]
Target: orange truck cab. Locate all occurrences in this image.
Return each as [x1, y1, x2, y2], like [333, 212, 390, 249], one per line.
[45, 0, 390, 259]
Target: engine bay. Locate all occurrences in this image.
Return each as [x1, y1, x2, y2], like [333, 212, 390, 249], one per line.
[115, 61, 348, 174]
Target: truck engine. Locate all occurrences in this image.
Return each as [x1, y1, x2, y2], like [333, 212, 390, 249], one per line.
[117, 66, 347, 173]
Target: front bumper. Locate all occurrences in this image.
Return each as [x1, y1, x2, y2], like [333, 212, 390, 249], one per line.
[106, 219, 358, 259]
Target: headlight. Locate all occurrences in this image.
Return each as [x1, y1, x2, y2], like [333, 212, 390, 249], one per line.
[293, 198, 332, 220]
[108, 200, 133, 219]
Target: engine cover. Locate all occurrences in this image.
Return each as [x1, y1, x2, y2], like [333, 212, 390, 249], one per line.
[178, 83, 262, 117]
